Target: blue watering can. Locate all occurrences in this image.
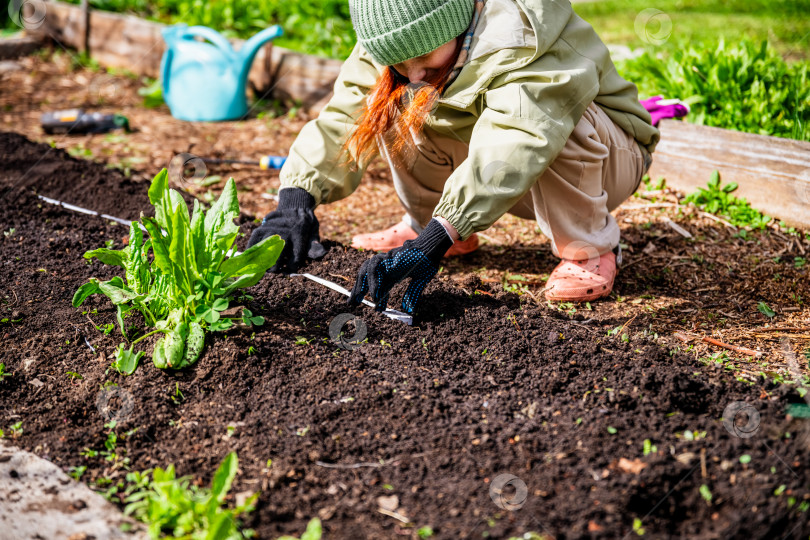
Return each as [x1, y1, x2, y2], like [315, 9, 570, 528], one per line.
[160, 24, 283, 122]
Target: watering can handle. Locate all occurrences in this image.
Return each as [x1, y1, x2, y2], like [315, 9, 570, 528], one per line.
[161, 48, 172, 95]
[179, 26, 236, 57]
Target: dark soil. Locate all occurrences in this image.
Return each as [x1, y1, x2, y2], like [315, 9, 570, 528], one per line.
[1, 132, 810, 539]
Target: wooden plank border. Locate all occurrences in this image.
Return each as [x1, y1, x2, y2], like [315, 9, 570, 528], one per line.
[649, 120, 810, 230]
[25, 0, 342, 111]
[0, 35, 41, 59]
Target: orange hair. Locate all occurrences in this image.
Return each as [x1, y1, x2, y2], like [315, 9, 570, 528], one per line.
[342, 39, 463, 169]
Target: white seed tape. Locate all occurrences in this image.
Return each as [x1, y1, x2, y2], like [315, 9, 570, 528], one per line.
[37, 195, 141, 229]
[291, 273, 413, 326]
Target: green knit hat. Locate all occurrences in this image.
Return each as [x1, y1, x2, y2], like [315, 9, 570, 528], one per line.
[349, 0, 474, 66]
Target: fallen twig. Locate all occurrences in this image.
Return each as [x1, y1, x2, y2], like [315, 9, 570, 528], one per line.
[699, 212, 736, 229]
[753, 327, 810, 333]
[618, 314, 639, 335]
[673, 332, 692, 343]
[664, 217, 693, 239]
[621, 203, 680, 211]
[701, 336, 761, 358]
[377, 508, 410, 524]
[753, 334, 810, 340]
[315, 460, 386, 469]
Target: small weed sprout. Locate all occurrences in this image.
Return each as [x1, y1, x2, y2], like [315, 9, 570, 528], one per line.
[8, 421, 23, 439]
[0, 363, 11, 382]
[69, 465, 87, 481]
[170, 383, 184, 405]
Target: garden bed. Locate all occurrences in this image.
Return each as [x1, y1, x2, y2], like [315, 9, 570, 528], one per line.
[2, 133, 810, 538]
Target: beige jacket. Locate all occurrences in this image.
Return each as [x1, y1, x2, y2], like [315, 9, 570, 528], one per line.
[279, 0, 660, 240]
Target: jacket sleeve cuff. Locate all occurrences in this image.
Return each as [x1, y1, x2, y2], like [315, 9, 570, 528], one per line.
[277, 186, 316, 210]
[433, 201, 475, 241]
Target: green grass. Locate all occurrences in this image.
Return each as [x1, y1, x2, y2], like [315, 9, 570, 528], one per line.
[41, 0, 810, 62]
[573, 0, 810, 60]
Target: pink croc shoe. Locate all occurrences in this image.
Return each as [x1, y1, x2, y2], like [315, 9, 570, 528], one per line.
[351, 222, 418, 252]
[545, 251, 617, 302]
[351, 222, 479, 257]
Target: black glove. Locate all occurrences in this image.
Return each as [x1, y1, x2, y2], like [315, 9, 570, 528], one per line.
[349, 219, 453, 315]
[247, 187, 327, 272]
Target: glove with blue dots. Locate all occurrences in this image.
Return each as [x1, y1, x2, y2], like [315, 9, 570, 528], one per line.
[349, 219, 454, 315]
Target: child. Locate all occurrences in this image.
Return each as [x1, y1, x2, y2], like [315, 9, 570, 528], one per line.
[249, 0, 659, 314]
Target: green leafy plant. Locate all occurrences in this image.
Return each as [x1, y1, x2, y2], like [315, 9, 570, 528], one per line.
[73, 169, 284, 372]
[416, 527, 435, 539]
[113, 344, 145, 375]
[8, 421, 23, 439]
[124, 452, 258, 540]
[81, 421, 132, 471]
[97, 322, 116, 335]
[138, 77, 164, 108]
[683, 171, 772, 229]
[757, 302, 776, 318]
[699, 484, 713, 504]
[69, 465, 87, 481]
[617, 39, 809, 141]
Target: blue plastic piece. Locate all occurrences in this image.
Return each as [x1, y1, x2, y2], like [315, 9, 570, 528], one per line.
[260, 155, 287, 170]
[160, 24, 283, 122]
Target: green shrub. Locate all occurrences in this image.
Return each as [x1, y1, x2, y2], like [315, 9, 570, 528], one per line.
[617, 39, 809, 141]
[65, 0, 356, 58]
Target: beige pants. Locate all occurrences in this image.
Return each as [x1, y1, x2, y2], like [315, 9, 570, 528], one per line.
[381, 102, 648, 258]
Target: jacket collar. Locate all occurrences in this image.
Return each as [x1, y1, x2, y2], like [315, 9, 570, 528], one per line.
[440, 0, 573, 108]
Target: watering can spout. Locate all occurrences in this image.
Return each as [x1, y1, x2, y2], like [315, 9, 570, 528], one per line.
[237, 25, 283, 81]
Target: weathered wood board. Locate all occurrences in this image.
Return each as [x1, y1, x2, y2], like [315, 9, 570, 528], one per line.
[0, 35, 42, 59]
[26, 0, 342, 110]
[649, 120, 810, 229]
